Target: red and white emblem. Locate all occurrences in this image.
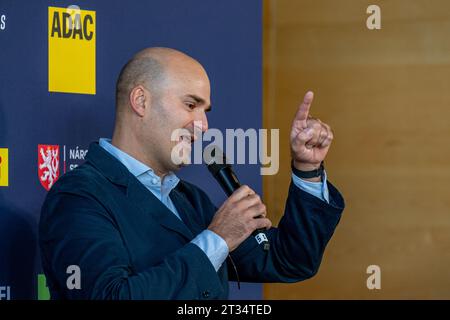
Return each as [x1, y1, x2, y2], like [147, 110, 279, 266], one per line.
[38, 144, 60, 191]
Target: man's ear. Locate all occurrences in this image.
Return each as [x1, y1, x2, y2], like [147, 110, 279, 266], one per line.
[129, 85, 148, 117]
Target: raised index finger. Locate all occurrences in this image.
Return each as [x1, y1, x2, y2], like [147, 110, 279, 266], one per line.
[294, 91, 314, 124]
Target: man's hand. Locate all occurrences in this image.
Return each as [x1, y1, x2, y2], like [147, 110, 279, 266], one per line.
[290, 91, 334, 180]
[208, 185, 272, 252]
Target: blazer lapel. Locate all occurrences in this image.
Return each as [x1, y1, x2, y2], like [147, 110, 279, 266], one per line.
[170, 186, 205, 237]
[126, 177, 194, 241]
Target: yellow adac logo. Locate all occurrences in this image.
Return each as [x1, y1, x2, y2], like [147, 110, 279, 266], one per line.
[0, 148, 8, 187]
[48, 6, 96, 95]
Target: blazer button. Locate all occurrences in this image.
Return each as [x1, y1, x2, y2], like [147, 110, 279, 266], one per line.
[202, 290, 210, 298]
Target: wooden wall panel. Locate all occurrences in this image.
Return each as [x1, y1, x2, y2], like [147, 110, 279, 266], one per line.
[263, 0, 450, 299]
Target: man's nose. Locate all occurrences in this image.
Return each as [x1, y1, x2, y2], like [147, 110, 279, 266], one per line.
[196, 112, 208, 132]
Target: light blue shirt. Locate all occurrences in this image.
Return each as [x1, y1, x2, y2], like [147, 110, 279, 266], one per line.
[99, 138, 329, 272]
[291, 170, 330, 203]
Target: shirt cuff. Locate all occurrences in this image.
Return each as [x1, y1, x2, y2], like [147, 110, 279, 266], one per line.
[191, 229, 229, 272]
[291, 170, 330, 203]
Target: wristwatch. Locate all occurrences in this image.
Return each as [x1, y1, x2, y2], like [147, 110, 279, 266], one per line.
[291, 160, 324, 179]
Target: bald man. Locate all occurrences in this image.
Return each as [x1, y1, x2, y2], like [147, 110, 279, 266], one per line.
[39, 47, 345, 299]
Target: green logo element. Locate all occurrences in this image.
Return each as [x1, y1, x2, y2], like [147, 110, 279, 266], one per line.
[37, 274, 50, 300]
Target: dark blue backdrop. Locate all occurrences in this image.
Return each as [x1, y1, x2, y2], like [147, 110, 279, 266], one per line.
[0, 0, 262, 299]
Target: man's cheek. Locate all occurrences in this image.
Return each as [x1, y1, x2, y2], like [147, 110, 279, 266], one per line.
[170, 139, 191, 166]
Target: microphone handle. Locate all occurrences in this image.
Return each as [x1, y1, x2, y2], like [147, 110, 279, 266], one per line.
[215, 167, 270, 251]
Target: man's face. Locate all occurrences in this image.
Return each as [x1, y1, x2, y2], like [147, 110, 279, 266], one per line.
[143, 61, 211, 173]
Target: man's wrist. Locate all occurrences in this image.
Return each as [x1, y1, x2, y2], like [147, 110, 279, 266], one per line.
[292, 160, 321, 171]
[292, 160, 323, 182]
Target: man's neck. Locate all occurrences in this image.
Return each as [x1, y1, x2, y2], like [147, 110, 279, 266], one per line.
[111, 133, 169, 179]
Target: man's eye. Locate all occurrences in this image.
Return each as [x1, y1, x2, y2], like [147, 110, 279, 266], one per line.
[186, 103, 195, 110]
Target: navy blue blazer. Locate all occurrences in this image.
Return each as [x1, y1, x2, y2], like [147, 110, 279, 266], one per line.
[39, 142, 345, 299]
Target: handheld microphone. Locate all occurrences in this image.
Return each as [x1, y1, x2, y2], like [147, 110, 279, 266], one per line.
[204, 145, 270, 251]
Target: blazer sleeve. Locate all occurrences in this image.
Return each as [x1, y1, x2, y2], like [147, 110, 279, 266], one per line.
[227, 179, 345, 282]
[39, 191, 225, 300]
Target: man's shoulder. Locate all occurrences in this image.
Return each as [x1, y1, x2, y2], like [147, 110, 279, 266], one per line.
[48, 161, 110, 198]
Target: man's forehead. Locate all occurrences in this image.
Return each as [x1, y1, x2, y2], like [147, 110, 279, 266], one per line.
[167, 62, 209, 83]
[157, 56, 211, 103]
[167, 69, 210, 93]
